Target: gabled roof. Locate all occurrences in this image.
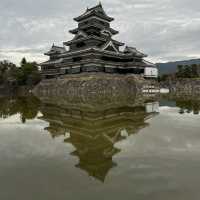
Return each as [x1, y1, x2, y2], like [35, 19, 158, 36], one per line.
[124, 46, 147, 58]
[102, 40, 119, 53]
[74, 3, 114, 22]
[111, 39, 124, 47]
[69, 25, 118, 35]
[143, 60, 157, 67]
[100, 28, 119, 36]
[44, 44, 66, 56]
[73, 31, 88, 40]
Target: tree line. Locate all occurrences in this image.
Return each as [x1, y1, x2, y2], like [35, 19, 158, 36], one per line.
[177, 99, 200, 115]
[159, 64, 200, 82]
[176, 64, 199, 78]
[0, 58, 41, 87]
[0, 96, 40, 123]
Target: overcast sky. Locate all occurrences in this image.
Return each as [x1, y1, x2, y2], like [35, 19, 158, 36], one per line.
[0, 0, 200, 64]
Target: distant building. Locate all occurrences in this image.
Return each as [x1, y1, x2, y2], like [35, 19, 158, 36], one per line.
[41, 3, 158, 79]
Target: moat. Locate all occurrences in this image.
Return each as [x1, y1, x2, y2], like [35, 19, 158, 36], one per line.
[0, 95, 200, 200]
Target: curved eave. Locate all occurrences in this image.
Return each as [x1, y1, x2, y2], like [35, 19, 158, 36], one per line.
[133, 54, 147, 58]
[124, 52, 148, 58]
[69, 29, 78, 34]
[40, 58, 63, 66]
[44, 52, 56, 56]
[112, 40, 124, 47]
[143, 60, 156, 67]
[138, 54, 148, 58]
[110, 28, 119, 35]
[61, 47, 147, 60]
[40, 61, 55, 66]
[63, 36, 106, 46]
[44, 49, 65, 56]
[69, 26, 118, 35]
[74, 12, 114, 22]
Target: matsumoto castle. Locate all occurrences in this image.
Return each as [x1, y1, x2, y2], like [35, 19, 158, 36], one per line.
[41, 3, 158, 79]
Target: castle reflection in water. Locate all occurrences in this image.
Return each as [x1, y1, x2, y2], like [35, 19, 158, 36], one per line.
[0, 95, 161, 182]
[1, 95, 200, 181]
[39, 100, 159, 182]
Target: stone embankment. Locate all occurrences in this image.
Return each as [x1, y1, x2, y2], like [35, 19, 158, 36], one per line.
[162, 79, 200, 96]
[33, 73, 154, 109]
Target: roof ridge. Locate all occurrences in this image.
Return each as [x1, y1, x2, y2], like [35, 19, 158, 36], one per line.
[74, 3, 114, 22]
[124, 46, 147, 57]
[87, 2, 102, 11]
[52, 45, 65, 49]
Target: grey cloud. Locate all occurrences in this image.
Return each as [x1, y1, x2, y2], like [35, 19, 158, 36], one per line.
[0, 0, 199, 64]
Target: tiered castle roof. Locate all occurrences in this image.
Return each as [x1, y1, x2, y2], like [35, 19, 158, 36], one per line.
[74, 3, 114, 22]
[41, 2, 157, 78]
[63, 3, 124, 53]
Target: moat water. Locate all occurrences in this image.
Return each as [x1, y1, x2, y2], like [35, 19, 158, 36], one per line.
[0, 95, 200, 200]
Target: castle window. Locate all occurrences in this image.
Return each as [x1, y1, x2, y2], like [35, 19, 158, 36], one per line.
[73, 57, 82, 62]
[100, 21, 105, 25]
[102, 56, 134, 62]
[76, 42, 86, 48]
[135, 58, 142, 62]
[92, 32, 101, 37]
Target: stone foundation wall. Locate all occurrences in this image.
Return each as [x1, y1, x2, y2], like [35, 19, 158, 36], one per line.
[33, 73, 151, 109]
[167, 79, 200, 96]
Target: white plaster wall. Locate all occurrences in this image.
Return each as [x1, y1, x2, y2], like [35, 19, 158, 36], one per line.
[144, 67, 158, 78]
[145, 102, 160, 113]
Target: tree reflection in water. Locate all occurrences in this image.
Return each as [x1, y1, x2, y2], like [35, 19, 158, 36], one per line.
[177, 100, 200, 115]
[0, 95, 160, 182]
[0, 95, 199, 182]
[0, 96, 40, 123]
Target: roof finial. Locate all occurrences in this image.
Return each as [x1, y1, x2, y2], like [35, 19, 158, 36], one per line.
[99, 1, 102, 6]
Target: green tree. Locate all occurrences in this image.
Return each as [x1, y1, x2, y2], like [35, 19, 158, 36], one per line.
[182, 65, 189, 78]
[20, 57, 27, 67]
[191, 64, 198, 78]
[0, 60, 17, 84]
[0, 58, 41, 87]
[21, 61, 41, 86]
[177, 65, 184, 78]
